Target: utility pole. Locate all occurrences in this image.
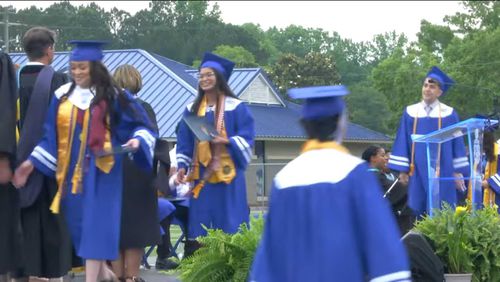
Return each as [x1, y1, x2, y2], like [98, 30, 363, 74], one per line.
[0, 6, 24, 53]
[4, 7, 9, 53]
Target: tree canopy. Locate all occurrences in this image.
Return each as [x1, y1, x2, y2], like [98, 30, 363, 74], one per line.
[2, 0, 498, 136]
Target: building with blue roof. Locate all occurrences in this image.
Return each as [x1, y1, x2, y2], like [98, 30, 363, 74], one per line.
[10, 49, 392, 205]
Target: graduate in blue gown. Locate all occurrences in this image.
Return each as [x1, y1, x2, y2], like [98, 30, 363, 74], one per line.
[388, 66, 469, 216]
[250, 85, 410, 282]
[473, 123, 500, 212]
[13, 40, 156, 282]
[175, 52, 255, 256]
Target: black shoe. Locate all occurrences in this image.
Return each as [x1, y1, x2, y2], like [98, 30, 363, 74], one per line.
[156, 257, 179, 270]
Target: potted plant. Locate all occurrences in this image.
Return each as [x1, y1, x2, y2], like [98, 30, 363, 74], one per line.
[172, 214, 264, 282]
[414, 203, 500, 281]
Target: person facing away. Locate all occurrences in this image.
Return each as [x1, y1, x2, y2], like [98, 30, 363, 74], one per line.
[110, 64, 163, 282]
[0, 49, 23, 282]
[15, 26, 73, 281]
[362, 145, 412, 235]
[175, 52, 255, 255]
[13, 40, 157, 282]
[249, 85, 410, 282]
[388, 66, 469, 217]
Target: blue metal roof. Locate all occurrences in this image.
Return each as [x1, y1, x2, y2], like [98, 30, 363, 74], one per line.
[249, 101, 392, 142]
[10, 49, 197, 138]
[151, 53, 198, 89]
[9, 49, 390, 142]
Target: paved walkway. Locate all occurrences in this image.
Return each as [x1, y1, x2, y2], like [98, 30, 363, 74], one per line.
[70, 269, 180, 282]
[68, 254, 180, 281]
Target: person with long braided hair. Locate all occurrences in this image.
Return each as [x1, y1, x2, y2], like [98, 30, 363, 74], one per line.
[13, 40, 156, 282]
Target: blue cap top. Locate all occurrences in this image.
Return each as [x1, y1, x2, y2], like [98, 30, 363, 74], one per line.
[68, 40, 108, 62]
[199, 52, 235, 82]
[288, 85, 350, 120]
[426, 66, 455, 94]
[475, 114, 499, 132]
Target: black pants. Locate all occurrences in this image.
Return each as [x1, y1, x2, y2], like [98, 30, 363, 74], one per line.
[157, 205, 189, 259]
[397, 214, 415, 236]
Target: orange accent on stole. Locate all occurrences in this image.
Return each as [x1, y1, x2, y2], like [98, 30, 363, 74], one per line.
[186, 95, 236, 199]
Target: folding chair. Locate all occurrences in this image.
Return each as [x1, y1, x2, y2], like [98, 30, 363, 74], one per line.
[141, 211, 188, 269]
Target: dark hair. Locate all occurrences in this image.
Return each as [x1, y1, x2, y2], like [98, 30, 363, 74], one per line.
[22, 27, 56, 60]
[190, 68, 238, 114]
[484, 131, 496, 162]
[300, 115, 340, 142]
[64, 61, 149, 131]
[362, 145, 383, 163]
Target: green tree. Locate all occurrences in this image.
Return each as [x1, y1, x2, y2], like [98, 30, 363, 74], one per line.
[442, 27, 500, 119]
[370, 47, 436, 132]
[325, 32, 372, 85]
[445, 1, 500, 34]
[265, 25, 331, 58]
[369, 31, 408, 65]
[268, 52, 341, 98]
[345, 82, 391, 133]
[240, 23, 279, 65]
[7, 2, 117, 52]
[417, 20, 455, 56]
[212, 45, 257, 67]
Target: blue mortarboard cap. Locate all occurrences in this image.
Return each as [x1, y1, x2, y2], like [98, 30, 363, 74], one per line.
[426, 66, 455, 94]
[288, 85, 350, 120]
[68, 40, 108, 62]
[475, 114, 499, 132]
[200, 52, 235, 82]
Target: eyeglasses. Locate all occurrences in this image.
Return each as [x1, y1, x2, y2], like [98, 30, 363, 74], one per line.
[197, 72, 215, 80]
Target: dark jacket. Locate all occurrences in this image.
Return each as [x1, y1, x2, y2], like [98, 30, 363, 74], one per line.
[0, 52, 17, 163]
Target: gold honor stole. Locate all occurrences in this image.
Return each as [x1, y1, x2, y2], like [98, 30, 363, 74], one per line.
[187, 95, 236, 199]
[468, 143, 497, 207]
[301, 139, 349, 154]
[50, 98, 114, 214]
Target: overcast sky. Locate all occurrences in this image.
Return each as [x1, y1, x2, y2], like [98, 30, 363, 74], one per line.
[2, 1, 465, 42]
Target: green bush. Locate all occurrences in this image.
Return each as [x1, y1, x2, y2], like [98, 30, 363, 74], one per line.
[176, 214, 265, 282]
[415, 203, 500, 281]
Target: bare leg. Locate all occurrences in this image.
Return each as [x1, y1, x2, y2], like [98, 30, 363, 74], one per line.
[123, 248, 143, 281]
[99, 261, 117, 281]
[85, 260, 102, 282]
[110, 250, 125, 280]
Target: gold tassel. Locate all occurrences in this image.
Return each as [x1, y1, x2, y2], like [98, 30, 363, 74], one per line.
[192, 180, 206, 199]
[409, 164, 415, 176]
[50, 190, 62, 214]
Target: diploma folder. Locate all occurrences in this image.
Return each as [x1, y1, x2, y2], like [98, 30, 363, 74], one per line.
[95, 145, 135, 157]
[182, 115, 218, 141]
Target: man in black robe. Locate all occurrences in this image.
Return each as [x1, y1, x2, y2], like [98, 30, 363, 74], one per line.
[15, 27, 73, 280]
[0, 49, 23, 282]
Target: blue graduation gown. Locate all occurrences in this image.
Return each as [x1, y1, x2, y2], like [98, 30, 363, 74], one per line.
[484, 143, 500, 212]
[388, 102, 468, 216]
[29, 83, 156, 260]
[176, 97, 255, 239]
[250, 148, 410, 282]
